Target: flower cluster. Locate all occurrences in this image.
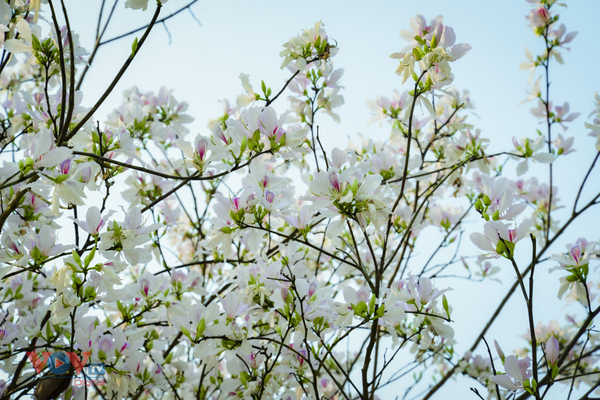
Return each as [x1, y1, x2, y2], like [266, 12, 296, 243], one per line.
[0, 2, 598, 400]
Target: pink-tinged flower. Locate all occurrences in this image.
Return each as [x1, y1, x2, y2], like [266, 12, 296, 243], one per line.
[366, 90, 409, 126]
[529, 100, 549, 120]
[551, 239, 595, 269]
[399, 14, 444, 50]
[476, 175, 527, 220]
[139, 277, 150, 297]
[550, 24, 578, 49]
[490, 355, 532, 392]
[136, 271, 162, 298]
[448, 43, 472, 61]
[196, 137, 208, 161]
[328, 171, 343, 193]
[212, 124, 230, 146]
[59, 158, 73, 175]
[405, 275, 452, 310]
[71, 206, 115, 235]
[552, 134, 575, 156]
[80, 166, 93, 184]
[308, 169, 382, 207]
[258, 106, 288, 141]
[33, 92, 44, 105]
[26, 225, 75, 258]
[158, 201, 181, 226]
[51, 179, 87, 216]
[0, 232, 29, 269]
[470, 219, 533, 260]
[27, 128, 73, 168]
[121, 206, 162, 236]
[330, 148, 348, 169]
[308, 281, 318, 298]
[511, 135, 555, 176]
[259, 174, 269, 189]
[264, 190, 275, 204]
[425, 21, 455, 48]
[97, 334, 115, 354]
[220, 292, 255, 320]
[527, 6, 551, 28]
[284, 206, 314, 230]
[112, 328, 143, 357]
[586, 92, 600, 151]
[530, 101, 580, 130]
[546, 335, 559, 365]
[464, 352, 491, 375]
[554, 102, 580, 129]
[21, 192, 50, 215]
[176, 134, 226, 173]
[226, 107, 260, 139]
[324, 67, 344, 89]
[343, 286, 370, 306]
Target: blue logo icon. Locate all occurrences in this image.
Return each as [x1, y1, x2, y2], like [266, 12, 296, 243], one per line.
[85, 363, 106, 376]
[48, 352, 71, 375]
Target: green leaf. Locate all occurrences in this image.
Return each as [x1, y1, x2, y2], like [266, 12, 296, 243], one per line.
[131, 37, 139, 58]
[72, 250, 82, 266]
[442, 295, 450, 319]
[356, 301, 368, 317]
[430, 33, 438, 48]
[31, 34, 41, 51]
[196, 318, 206, 338]
[369, 294, 376, 315]
[350, 178, 359, 196]
[84, 286, 96, 300]
[551, 364, 559, 380]
[239, 136, 247, 155]
[496, 240, 515, 258]
[492, 210, 500, 221]
[180, 326, 192, 341]
[84, 247, 96, 268]
[412, 47, 422, 61]
[240, 371, 248, 387]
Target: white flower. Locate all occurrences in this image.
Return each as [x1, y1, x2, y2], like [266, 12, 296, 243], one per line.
[124, 0, 168, 11]
[236, 73, 257, 108]
[284, 205, 313, 230]
[490, 355, 532, 392]
[511, 136, 556, 176]
[470, 219, 533, 260]
[28, 128, 72, 168]
[71, 207, 115, 236]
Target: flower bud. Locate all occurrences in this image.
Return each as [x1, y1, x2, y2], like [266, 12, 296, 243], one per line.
[482, 194, 491, 206]
[546, 335, 559, 366]
[494, 339, 505, 363]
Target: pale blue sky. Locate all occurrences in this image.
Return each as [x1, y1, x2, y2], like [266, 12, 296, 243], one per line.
[56, 1, 600, 398]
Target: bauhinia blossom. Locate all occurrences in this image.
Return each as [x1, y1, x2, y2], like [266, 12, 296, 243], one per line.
[470, 219, 534, 260]
[490, 355, 533, 392]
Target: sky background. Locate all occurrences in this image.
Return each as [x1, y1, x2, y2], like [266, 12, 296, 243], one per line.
[45, 0, 600, 398]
